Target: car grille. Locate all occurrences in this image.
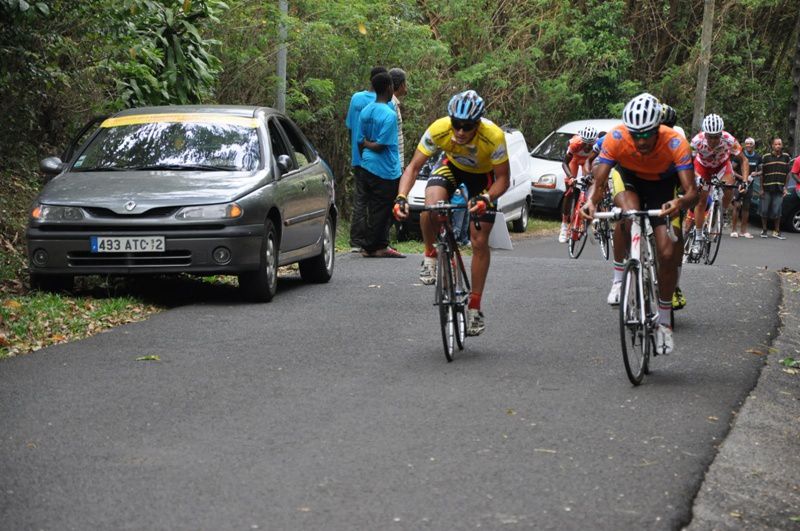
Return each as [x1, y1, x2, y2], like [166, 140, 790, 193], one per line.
[83, 206, 180, 218]
[67, 250, 192, 267]
[37, 224, 225, 232]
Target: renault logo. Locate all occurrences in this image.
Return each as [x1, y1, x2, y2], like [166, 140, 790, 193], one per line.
[124, 201, 136, 211]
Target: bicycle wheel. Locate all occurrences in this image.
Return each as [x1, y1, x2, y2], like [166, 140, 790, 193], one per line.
[706, 202, 723, 265]
[599, 220, 610, 260]
[619, 260, 647, 385]
[683, 229, 696, 264]
[568, 217, 589, 259]
[452, 252, 467, 350]
[436, 248, 456, 362]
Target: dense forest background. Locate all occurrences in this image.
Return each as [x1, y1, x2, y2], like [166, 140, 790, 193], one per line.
[2, 0, 799, 207]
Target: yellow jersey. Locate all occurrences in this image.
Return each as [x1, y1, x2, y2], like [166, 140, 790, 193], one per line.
[417, 117, 508, 174]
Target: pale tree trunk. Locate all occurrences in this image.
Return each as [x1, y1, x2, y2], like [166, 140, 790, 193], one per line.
[790, 11, 800, 155]
[276, 0, 288, 112]
[692, 0, 715, 135]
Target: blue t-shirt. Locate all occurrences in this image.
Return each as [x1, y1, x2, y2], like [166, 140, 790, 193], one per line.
[358, 101, 400, 180]
[346, 90, 376, 168]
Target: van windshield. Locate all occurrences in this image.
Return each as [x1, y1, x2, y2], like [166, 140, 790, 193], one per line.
[530, 132, 573, 161]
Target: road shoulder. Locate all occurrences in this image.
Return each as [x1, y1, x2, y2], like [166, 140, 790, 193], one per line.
[687, 272, 800, 529]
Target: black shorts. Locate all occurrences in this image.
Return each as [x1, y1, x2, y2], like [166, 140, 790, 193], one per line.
[617, 169, 677, 228]
[425, 157, 497, 223]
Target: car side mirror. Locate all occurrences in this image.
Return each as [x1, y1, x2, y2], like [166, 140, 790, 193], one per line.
[40, 156, 66, 175]
[277, 154, 292, 175]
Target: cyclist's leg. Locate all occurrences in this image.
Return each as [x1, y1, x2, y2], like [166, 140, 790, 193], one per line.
[608, 169, 639, 304]
[422, 163, 456, 254]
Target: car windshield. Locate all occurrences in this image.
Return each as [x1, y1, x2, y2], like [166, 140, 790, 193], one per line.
[530, 132, 574, 161]
[73, 116, 261, 172]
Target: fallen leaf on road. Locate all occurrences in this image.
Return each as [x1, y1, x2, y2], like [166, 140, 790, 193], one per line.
[783, 368, 798, 375]
[506, 409, 516, 416]
[534, 448, 557, 454]
[707, 416, 719, 422]
[746, 349, 765, 356]
[136, 355, 161, 362]
[368, 284, 381, 288]
[730, 511, 742, 519]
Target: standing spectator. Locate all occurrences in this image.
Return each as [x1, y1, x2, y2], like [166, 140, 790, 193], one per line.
[358, 72, 405, 258]
[758, 137, 792, 239]
[730, 137, 761, 238]
[388, 68, 408, 167]
[346, 66, 387, 252]
[790, 153, 800, 191]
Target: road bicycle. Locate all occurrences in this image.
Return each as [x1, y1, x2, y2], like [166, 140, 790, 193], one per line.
[423, 201, 472, 362]
[594, 208, 675, 385]
[566, 175, 593, 259]
[683, 178, 735, 265]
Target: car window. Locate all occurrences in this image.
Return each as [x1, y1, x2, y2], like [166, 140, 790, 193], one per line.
[530, 132, 574, 161]
[74, 118, 261, 171]
[267, 119, 296, 172]
[276, 117, 315, 169]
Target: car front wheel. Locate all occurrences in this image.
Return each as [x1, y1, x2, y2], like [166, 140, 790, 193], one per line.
[239, 219, 278, 302]
[299, 214, 335, 283]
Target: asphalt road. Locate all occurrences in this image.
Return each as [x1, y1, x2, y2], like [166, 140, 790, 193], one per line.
[0, 223, 789, 530]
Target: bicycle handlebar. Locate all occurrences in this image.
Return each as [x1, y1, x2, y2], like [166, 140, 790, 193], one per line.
[593, 208, 664, 220]
[423, 201, 482, 231]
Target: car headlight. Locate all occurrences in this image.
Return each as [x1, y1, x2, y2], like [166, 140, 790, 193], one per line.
[533, 174, 557, 189]
[175, 202, 243, 220]
[31, 204, 85, 221]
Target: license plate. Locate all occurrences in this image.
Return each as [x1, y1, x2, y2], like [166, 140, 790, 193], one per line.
[90, 236, 165, 253]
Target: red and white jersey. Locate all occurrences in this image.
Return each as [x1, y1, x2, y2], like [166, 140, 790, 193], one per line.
[691, 131, 742, 168]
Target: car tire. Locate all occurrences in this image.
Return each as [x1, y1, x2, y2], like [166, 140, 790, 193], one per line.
[239, 219, 278, 302]
[299, 214, 335, 283]
[511, 200, 530, 233]
[30, 273, 72, 294]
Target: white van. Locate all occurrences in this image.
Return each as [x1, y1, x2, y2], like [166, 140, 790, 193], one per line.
[529, 118, 622, 213]
[404, 127, 534, 234]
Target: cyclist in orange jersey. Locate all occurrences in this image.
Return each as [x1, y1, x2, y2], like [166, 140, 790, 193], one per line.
[582, 93, 698, 355]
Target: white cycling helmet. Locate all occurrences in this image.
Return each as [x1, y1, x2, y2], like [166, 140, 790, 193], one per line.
[622, 92, 662, 133]
[702, 113, 724, 135]
[577, 125, 599, 143]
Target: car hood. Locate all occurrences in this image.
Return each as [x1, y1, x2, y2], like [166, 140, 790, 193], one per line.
[38, 170, 268, 214]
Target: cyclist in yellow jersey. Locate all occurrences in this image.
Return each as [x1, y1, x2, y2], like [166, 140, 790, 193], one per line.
[394, 90, 510, 336]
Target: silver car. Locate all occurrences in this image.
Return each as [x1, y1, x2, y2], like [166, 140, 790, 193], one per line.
[27, 105, 337, 302]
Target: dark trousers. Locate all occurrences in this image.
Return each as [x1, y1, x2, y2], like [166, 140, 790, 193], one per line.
[349, 167, 368, 248]
[361, 168, 399, 252]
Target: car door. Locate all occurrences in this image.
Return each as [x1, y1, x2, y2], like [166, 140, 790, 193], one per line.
[268, 115, 331, 251]
[273, 116, 330, 247]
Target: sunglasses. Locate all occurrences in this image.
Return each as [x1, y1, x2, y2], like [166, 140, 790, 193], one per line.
[630, 129, 657, 140]
[451, 119, 479, 132]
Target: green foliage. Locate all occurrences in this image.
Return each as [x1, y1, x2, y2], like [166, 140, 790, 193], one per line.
[111, 0, 227, 107]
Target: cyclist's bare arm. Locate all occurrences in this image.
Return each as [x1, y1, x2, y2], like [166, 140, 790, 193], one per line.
[395, 149, 430, 219]
[736, 151, 750, 182]
[485, 160, 510, 204]
[581, 162, 612, 218]
[583, 151, 598, 175]
[562, 152, 574, 180]
[661, 168, 698, 217]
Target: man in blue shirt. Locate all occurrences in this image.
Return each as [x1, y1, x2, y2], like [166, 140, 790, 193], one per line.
[357, 72, 405, 258]
[346, 66, 387, 252]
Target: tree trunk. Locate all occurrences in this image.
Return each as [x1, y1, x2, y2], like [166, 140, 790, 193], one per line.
[790, 10, 800, 155]
[692, 0, 715, 135]
[276, 0, 288, 112]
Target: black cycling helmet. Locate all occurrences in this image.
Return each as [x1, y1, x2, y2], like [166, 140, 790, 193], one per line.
[661, 104, 677, 128]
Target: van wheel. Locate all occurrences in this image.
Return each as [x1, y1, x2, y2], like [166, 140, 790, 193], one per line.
[239, 219, 278, 302]
[511, 201, 529, 233]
